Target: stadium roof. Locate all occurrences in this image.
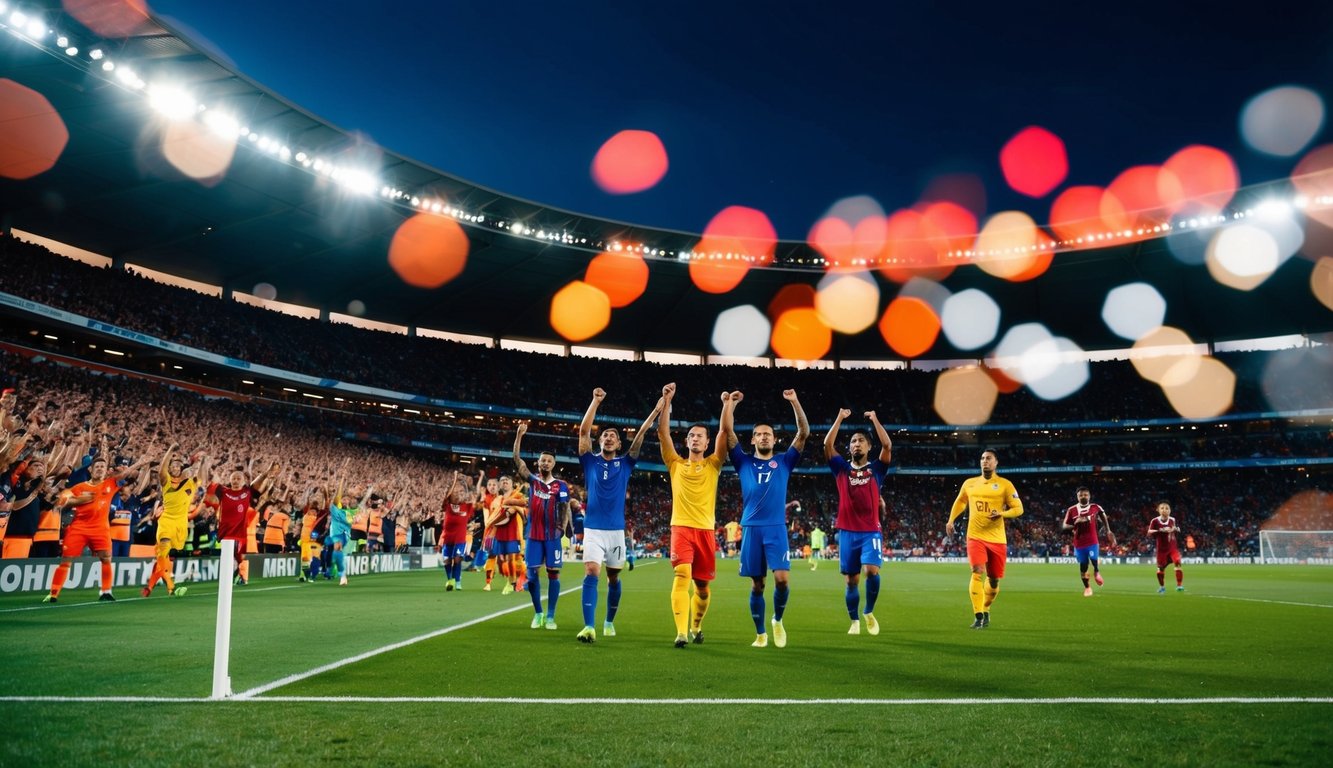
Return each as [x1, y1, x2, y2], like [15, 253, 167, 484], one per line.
[1, 6, 1330, 359]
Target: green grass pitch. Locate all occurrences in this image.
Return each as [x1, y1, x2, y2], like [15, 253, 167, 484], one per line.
[2, 559, 1330, 766]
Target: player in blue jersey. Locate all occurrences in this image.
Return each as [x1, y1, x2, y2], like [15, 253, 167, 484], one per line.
[824, 408, 893, 635]
[328, 459, 368, 587]
[724, 389, 810, 648]
[574, 388, 662, 643]
[513, 422, 572, 630]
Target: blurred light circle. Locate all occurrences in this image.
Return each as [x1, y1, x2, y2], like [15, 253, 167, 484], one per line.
[252, 283, 277, 301]
[974, 211, 1043, 280]
[879, 208, 956, 283]
[771, 307, 831, 360]
[941, 289, 1001, 350]
[711, 305, 771, 358]
[815, 270, 880, 333]
[591, 129, 668, 194]
[161, 119, 235, 184]
[1162, 356, 1235, 419]
[63, 0, 150, 38]
[346, 300, 366, 316]
[1313, 256, 1333, 312]
[550, 281, 611, 342]
[1206, 224, 1280, 291]
[999, 126, 1068, 198]
[1102, 282, 1166, 341]
[1240, 86, 1325, 157]
[1291, 144, 1333, 228]
[388, 214, 469, 289]
[0, 79, 69, 180]
[878, 297, 940, 358]
[690, 206, 777, 294]
[807, 195, 887, 269]
[584, 251, 649, 307]
[985, 365, 1023, 394]
[767, 283, 817, 320]
[934, 367, 999, 426]
[1130, 326, 1199, 385]
[898, 276, 951, 313]
[1049, 185, 1107, 245]
[1024, 337, 1090, 401]
[1165, 227, 1210, 266]
[1101, 165, 1183, 232]
[993, 323, 1056, 383]
[688, 257, 751, 294]
[1261, 345, 1333, 411]
[1162, 145, 1238, 215]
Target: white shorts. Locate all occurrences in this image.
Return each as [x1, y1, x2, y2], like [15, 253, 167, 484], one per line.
[582, 528, 627, 568]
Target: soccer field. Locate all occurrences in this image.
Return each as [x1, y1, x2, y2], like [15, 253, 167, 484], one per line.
[2, 560, 1330, 767]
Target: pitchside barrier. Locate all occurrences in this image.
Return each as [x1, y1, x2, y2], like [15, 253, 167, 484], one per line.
[0, 552, 423, 594]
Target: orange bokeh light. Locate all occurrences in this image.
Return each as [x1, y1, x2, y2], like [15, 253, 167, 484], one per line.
[1006, 230, 1055, 282]
[690, 206, 777, 294]
[1049, 185, 1107, 244]
[584, 251, 649, 308]
[1292, 144, 1333, 229]
[161, 119, 235, 185]
[878, 209, 956, 283]
[0, 80, 69, 180]
[387, 214, 470, 289]
[985, 365, 1023, 394]
[591, 129, 668, 194]
[808, 214, 888, 270]
[878, 297, 940, 358]
[999, 126, 1068, 198]
[771, 307, 831, 361]
[1101, 165, 1184, 233]
[973, 211, 1045, 280]
[1163, 145, 1238, 215]
[550, 281, 611, 342]
[63, 0, 151, 38]
[767, 283, 817, 320]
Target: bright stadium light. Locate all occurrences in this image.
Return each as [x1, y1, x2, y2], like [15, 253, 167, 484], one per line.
[89, 47, 103, 59]
[148, 85, 197, 121]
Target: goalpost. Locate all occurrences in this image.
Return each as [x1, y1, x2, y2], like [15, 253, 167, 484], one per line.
[1257, 530, 1333, 563]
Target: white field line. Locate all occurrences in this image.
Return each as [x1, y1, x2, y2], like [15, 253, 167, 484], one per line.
[1, 695, 1330, 705]
[1196, 594, 1333, 609]
[0, 585, 299, 614]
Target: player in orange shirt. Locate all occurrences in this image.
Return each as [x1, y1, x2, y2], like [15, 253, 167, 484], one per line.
[44, 454, 148, 603]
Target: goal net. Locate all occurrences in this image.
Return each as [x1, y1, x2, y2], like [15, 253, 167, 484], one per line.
[1257, 530, 1333, 563]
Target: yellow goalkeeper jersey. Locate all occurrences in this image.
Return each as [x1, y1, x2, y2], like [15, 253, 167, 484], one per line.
[949, 474, 1023, 544]
[661, 443, 724, 531]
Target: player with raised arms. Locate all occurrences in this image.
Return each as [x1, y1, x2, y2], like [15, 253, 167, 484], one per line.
[823, 408, 893, 635]
[142, 442, 209, 598]
[513, 422, 571, 630]
[574, 388, 661, 643]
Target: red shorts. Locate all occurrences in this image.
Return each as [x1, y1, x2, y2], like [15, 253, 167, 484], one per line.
[63, 527, 112, 557]
[1156, 547, 1182, 568]
[967, 539, 1008, 579]
[670, 526, 717, 581]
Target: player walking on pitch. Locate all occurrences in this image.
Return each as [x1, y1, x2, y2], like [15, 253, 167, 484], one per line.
[823, 408, 892, 635]
[1148, 501, 1185, 593]
[946, 449, 1024, 629]
[1061, 486, 1116, 596]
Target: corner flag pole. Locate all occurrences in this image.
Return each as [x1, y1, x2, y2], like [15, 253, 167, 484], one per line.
[212, 541, 236, 699]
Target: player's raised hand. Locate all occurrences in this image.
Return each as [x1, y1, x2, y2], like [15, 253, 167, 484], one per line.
[837, 408, 852, 420]
[516, 420, 529, 437]
[730, 391, 744, 403]
[592, 387, 607, 402]
[863, 410, 878, 422]
[783, 389, 799, 402]
[661, 382, 676, 400]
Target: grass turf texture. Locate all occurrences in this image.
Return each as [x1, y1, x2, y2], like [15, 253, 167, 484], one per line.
[2, 560, 1330, 766]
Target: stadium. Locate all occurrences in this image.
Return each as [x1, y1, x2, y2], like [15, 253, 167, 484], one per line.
[1, 1, 1332, 766]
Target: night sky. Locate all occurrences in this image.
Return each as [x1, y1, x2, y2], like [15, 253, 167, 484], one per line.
[137, 1, 1333, 238]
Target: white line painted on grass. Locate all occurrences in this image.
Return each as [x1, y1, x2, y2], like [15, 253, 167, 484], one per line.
[232, 584, 584, 699]
[2, 695, 1330, 705]
[0, 585, 300, 614]
[1197, 594, 1333, 609]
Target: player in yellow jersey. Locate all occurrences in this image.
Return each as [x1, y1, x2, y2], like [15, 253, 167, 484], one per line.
[947, 449, 1024, 629]
[143, 443, 209, 598]
[659, 383, 737, 648]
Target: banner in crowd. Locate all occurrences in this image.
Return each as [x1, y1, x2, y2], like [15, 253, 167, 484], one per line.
[0, 552, 422, 593]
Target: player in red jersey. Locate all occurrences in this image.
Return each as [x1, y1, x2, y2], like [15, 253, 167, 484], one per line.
[1061, 486, 1116, 596]
[44, 454, 148, 603]
[824, 408, 893, 635]
[1147, 501, 1184, 593]
[206, 462, 279, 586]
[439, 470, 477, 591]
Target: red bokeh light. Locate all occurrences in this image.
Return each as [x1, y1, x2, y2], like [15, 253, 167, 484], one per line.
[591, 130, 668, 194]
[1049, 185, 1107, 244]
[1101, 165, 1183, 234]
[0, 80, 69, 180]
[584, 251, 649, 308]
[689, 206, 776, 294]
[879, 209, 955, 283]
[878, 297, 941, 358]
[808, 214, 888, 270]
[985, 365, 1023, 394]
[999, 126, 1068, 198]
[767, 283, 817, 321]
[1163, 145, 1238, 215]
[387, 214, 470, 289]
[63, 0, 152, 38]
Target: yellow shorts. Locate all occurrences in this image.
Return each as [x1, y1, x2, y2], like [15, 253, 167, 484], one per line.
[157, 518, 188, 551]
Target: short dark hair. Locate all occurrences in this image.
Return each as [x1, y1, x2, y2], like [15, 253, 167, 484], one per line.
[1157, 500, 1171, 508]
[1076, 486, 1090, 494]
[687, 423, 711, 437]
[540, 451, 557, 461]
[980, 449, 997, 459]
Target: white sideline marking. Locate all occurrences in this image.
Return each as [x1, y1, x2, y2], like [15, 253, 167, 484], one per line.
[1, 695, 1330, 705]
[232, 584, 584, 699]
[1199, 594, 1333, 610]
[0, 585, 299, 614]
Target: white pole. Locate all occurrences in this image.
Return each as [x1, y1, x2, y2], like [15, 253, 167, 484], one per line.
[211, 541, 236, 699]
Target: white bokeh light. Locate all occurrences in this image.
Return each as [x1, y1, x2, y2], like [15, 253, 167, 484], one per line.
[1240, 86, 1325, 157]
[941, 289, 1001, 350]
[993, 323, 1055, 383]
[711, 305, 771, 357]
[1102, 282, 1166, 341]
[815, 271, 879, 333]
[1207, 224, 1280, 290]
[252, 282, 277, 301]
[1024, 336, 1090, 401]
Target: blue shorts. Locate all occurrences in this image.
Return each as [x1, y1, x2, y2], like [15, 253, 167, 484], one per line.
[526, 538, 564, 570]
[327, 531, 350, 549]
[494, 540, 521, 556]
[1075, 544, 1100, 567]
[443, 542, 466, 559]
[738, 524, 791, 577]
[839, 530, 883, 574]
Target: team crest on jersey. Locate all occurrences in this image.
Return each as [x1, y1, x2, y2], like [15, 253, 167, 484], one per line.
[768, 460, 778, 468]
[992, 483, 999, 490]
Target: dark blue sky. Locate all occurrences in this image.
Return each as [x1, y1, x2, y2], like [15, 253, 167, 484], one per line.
[151, 0, 1332, 239]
